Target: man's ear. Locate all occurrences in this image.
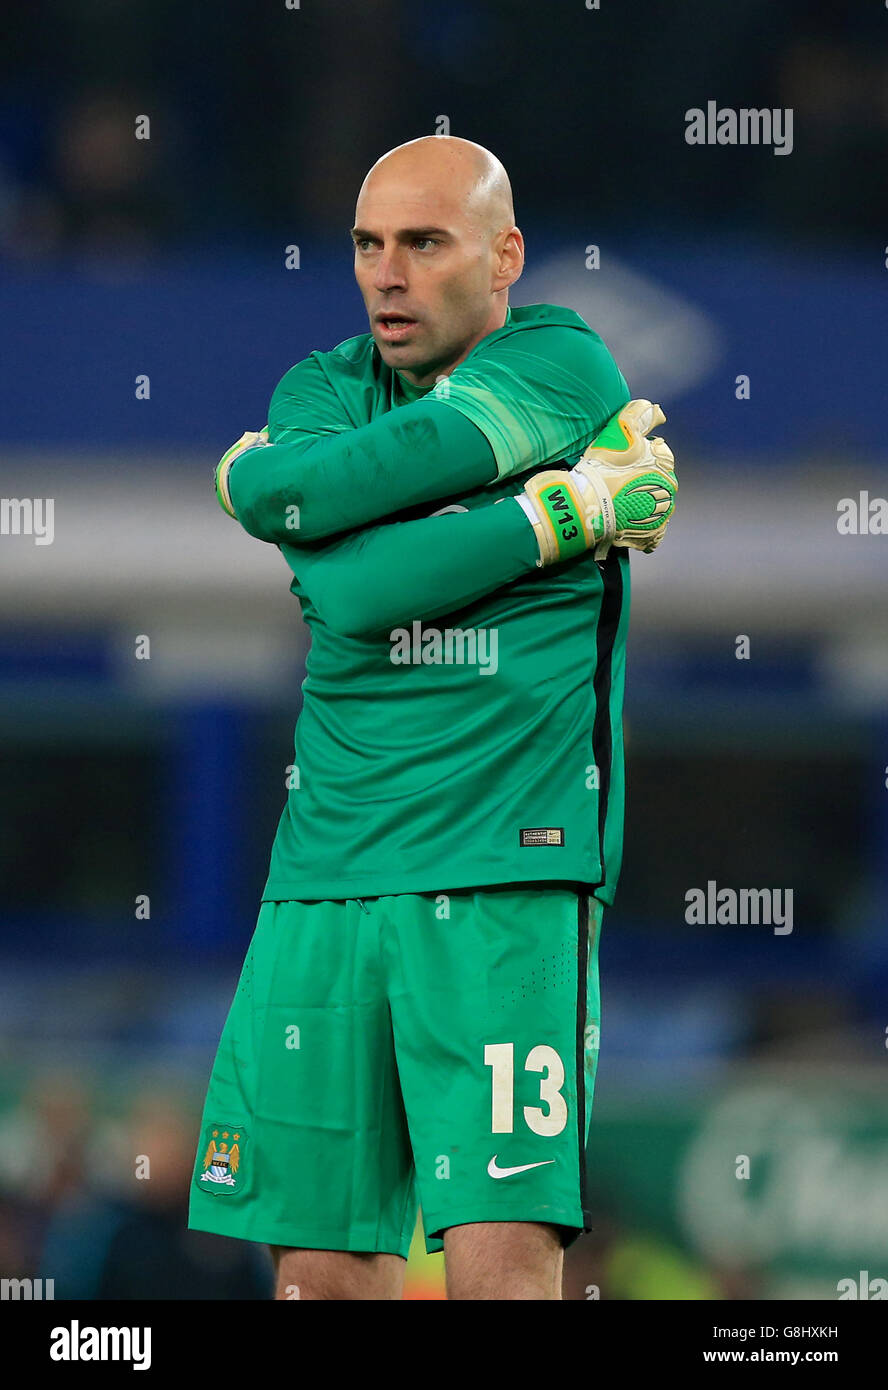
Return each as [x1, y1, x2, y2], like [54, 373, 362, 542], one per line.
[495, 227, 524, 291]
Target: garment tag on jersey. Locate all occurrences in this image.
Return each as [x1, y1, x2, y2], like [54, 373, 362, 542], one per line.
[519, 827, 565, 846]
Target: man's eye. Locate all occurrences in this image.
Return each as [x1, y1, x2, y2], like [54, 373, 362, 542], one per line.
[355, 239, 374, 252]
[414, 238, 438, 251]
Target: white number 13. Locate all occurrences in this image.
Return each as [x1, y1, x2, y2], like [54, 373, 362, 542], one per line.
[484, 1042, 568, 1137]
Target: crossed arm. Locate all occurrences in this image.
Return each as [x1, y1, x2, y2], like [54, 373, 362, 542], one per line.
[281, 488, 542, 639]
[224, 397, 546, 636]
[222, 332, 635, 635]
[222, 327, 628, 546]
[227, 401, 500, 544]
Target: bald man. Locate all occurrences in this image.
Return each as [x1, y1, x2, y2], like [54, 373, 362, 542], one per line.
[189, 136, 676, 1300]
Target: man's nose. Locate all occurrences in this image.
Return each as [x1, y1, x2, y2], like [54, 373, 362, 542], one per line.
[373, 248, 408, 292]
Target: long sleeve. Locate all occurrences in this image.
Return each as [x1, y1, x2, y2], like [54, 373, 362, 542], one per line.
[282, 494, 541, 639]
[229, 401, 497, 545]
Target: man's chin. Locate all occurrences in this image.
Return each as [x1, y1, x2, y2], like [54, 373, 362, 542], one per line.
[371, 327, 446, 384]
[374, 333, 421, 365]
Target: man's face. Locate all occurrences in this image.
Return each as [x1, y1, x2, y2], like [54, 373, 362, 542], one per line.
[351, 176, 505, 387]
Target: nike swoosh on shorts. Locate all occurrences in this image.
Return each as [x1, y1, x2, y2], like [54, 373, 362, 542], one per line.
[487, 1156, 556, 1180]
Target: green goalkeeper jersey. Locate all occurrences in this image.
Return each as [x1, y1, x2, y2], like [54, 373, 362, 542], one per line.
[260, 303, 632, 905]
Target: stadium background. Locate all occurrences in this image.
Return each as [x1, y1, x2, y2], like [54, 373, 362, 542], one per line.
[1, 0, 887, 1300]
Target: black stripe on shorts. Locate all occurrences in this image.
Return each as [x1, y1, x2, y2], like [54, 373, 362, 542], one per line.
[575, 888, 591, 1226]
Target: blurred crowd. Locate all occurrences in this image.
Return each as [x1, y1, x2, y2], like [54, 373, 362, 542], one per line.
[0, 0, 886, 265]
[0, 1072, 273, 1299]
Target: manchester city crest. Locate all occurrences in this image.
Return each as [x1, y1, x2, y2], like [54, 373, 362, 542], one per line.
[197, 1123, 247, 1195]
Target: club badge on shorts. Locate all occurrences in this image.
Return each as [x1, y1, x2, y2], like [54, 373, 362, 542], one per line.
[196, 1123, 247, 1195]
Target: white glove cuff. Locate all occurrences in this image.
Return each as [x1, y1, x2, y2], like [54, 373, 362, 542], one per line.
[573, 468, 617, 560]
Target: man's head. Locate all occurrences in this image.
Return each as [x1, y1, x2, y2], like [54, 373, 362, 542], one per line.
[351, 136, 524, 388]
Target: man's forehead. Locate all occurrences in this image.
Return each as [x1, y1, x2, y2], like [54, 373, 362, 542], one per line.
[355, 179, 480, 229]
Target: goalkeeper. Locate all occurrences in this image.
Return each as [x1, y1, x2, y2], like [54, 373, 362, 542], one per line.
[189, 134, 678, 1302]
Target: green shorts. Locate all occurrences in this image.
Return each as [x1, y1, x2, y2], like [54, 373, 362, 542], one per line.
[188, 884, 604, 1257]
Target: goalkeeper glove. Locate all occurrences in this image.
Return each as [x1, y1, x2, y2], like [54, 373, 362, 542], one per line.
[215, 428, 270, 519]
[514, 399, 677, 565]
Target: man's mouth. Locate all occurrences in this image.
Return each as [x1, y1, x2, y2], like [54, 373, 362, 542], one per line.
[375, 312, 418, 342]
